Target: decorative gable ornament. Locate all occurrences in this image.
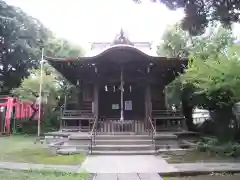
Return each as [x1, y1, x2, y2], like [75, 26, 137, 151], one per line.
[111, 28, 134, 46]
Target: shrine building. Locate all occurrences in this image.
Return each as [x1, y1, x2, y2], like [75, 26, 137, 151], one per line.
[46, 29, 188, 133]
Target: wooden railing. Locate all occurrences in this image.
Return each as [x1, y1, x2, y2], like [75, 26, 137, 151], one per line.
[89, 116, 98, 154]
[60, 109, 188, 132]
[152, 109, 185, 131]
[152, 109, 184, 118]
[60, 109, 95, 132]
[60, 109, 94, 119]
[96, 118, 146, 134]
[147, 116, 156, 145]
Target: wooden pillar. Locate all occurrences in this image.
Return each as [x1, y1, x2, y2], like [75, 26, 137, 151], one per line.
[145, 83, 152, 120]
[120, 66, 124, 121]
[93, 82, 99, 119]
[164, 86, 168, 109]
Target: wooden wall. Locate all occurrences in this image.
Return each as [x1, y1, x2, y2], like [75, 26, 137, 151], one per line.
[151, 84, 166, 110]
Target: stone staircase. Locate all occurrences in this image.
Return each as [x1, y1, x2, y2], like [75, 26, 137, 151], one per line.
[46, 131, 189, 155]
[91, 134, 155, 155]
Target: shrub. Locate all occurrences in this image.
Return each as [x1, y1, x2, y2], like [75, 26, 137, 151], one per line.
[197, 137, 240, 157]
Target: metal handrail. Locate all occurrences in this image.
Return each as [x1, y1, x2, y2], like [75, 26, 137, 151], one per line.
[147, 116, 156, 146]
[89, 116, 98, 154]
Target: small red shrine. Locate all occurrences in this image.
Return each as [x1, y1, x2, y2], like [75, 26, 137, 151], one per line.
[0, 96, 42, 135]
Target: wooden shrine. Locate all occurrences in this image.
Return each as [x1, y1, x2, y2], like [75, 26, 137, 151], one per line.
[46, 29, 188, 133]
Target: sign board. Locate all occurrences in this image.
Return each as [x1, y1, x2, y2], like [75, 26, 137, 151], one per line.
[125, 100, 132, 111]
[112, 104, 119, 110]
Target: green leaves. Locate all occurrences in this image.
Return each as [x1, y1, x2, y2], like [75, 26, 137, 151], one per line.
[159, 24, 237, 109]
[0, 0, 49, 93]
[183, 45, 240, 108]
[12, 68, 60, 106]
[154, 0, 239, 36]
[45, 37, 84, 58]
[157, 24, 190, 57]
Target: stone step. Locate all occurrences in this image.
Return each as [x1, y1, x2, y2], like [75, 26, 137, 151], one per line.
[61, 144, 89, 150]
[95, 139, 153, 145]
[57, 148, 85, 155]
[95, 134, 152, 140]
[92, 144, 154, 151]
[91, 150, 156, 155]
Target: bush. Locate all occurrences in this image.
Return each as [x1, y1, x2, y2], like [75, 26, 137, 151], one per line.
[13, 110, 60, 135]
[197, 120, 215, 135]
[197, 137, 240, 157]
[16, 121, 38, 134]
[197, 137, 219, 152]
[42, 110, 60, 132]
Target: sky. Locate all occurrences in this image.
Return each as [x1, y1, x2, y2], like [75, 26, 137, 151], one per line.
[5, 0, 184, 50]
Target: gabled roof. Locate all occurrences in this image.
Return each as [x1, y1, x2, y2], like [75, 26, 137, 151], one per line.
[45, 44, 188, 85]
[45, 29, 188, 85]
[86, 29, 155, 57]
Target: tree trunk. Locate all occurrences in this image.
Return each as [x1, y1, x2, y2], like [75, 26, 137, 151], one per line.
[28, 103, 38, 121]
[182, 100, 195, 131]
[211, 107, 233, 142]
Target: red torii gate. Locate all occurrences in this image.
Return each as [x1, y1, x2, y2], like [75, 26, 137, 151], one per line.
[0, 96, 43, 135]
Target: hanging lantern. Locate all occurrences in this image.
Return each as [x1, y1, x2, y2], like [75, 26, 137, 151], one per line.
[113, 85, 116, 92]
[129, 85, 132, 92]
[76, 80, 80, 86]
[105, 85, 108, 92]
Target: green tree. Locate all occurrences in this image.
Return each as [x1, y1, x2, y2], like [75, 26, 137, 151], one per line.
[11, 35, 83, 124]
[43, 36, 84, 107]
[12, 69, 60, 104]
[158, 24, 234, 132]
[45, 37, 84, 58]
[182, 45, 240, 140]
[158, 25, 234, 58]
[135, 0, 240, 35]
[0, 0, 49, 93]
[157, 24, 190, 57]
[12, 68, 61, 122]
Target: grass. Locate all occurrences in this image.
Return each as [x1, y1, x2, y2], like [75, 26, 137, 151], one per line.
[164, 150, 229, 164]
[0, 135, 85, 165]
[0, 169, 89, 180]
[164, 174, 240, 180]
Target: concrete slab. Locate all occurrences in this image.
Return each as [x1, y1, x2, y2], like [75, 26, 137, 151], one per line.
[79, 155, 177, 173]
[138, 173, 163, 180]
[173, 163, 240, 174]
[94, 173, 118, 180]
[118, 173, 140, 180]
[94, 173, 162, 180]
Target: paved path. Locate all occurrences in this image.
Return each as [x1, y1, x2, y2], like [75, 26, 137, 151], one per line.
[79, 155, 176, 173]
[172, 163, 240, 175]
[1, 159, 240, 180]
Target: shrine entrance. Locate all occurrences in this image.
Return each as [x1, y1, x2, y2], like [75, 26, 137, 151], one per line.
[99, 82, 145, 120]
